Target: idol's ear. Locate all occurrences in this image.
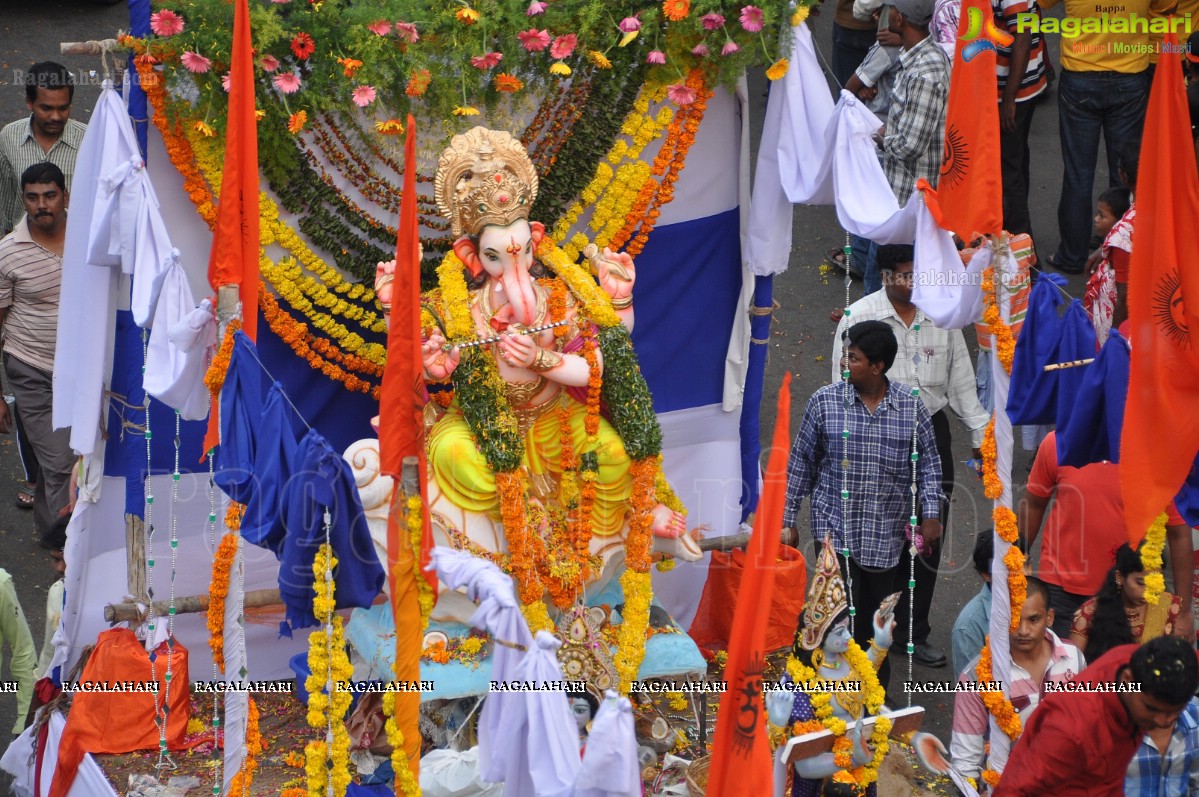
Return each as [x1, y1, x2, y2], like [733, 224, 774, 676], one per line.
[452, 236, 483, 278]
[529, 220, 546, 246]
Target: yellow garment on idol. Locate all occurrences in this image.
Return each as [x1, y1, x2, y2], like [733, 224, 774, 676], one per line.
[428, 395, 633, 537]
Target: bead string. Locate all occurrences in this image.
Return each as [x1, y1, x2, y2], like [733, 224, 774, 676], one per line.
[839, 233, 856, 632]
[207, 451, 223, 796]
[323, 508, 334, 797]
[904, 317, 924, 704]
[156, 410, 181, 770]
[140, 331, 165, 767]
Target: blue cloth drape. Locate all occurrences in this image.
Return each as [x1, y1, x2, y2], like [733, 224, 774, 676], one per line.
[1057, 331, 1129, 467]
[1007, 278, 1094, 425]
[239, 382, 300, 553]
[738, 275, 772, 520]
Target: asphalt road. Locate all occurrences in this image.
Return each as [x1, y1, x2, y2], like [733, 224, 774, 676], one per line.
[0, 0, 1100, 764]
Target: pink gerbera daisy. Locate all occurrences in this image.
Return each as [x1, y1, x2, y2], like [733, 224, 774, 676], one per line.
[149, 9, 184, 37]
[272, 72, 302, 94]
[549, 33, 577, 60]
[351, 85, 377, 107]
[646, 50, 666, 64]
[470, 52, 503, 70]
[180, 51, 211, 74]
[518, 28, 551, 51]
[367, 20, 392, 35]
[721, 41, 740, 55]
[691, 43, 710, 57]
[667, 82, 697, 105]
[222, 72, 232, 92]
[701, 12, 725, 29]
[739, 5, 765, 32]
[527, 1, 548, 15]
[258, 54, 280, 72]
[618, 15, 641, 32]
[394, 22, 419, 43]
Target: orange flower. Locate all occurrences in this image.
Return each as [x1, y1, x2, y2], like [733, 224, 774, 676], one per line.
[336, 57, 363, 77]
[456, 7, 481, 24]
[287, 110, 308, 134]
[207, 531, 241, 673]
[977, 640, 1022, 740]
[406, 68, 432, 97]
[494, 73, 524, 93]
[662, 0, 691, 21]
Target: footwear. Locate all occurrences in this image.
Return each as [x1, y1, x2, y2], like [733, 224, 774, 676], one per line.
[911, 643, 947, 668]
[1046, 253, 1084, 275]
[824, 247, 864, 280]
[15, 485, 34, 510]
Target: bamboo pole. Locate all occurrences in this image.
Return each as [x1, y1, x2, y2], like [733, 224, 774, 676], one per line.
[104, 588, 282, 624]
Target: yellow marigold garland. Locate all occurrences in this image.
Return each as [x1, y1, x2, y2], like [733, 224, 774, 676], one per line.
[614, 458, 658, 693]
[981, 266, 1016, 373]
[306, 544, 353, 797]
[407, 494, 436, 625]
[1140, 513, 1168, 605]
[535, 238, 621, 328]
[783, 644, 890, 789]
[382, 690, 421, 796]
[206, 531, 240, 674]
[228, 697, 263, 796]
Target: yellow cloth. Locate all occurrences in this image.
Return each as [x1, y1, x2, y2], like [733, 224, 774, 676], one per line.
[1042, 0, 1178, 73]
[429, 394, 632, 538]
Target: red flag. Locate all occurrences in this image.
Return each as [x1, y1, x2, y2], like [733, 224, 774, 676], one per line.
[379, 117, 435, 781]
[203, 0, 260, 454]
[706, 373, 792, 797]
[927, 0, 1004, 239]
[1120, 29, 1199, 538]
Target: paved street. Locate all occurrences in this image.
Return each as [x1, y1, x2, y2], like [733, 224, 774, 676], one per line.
[0, 0, 1101, 761]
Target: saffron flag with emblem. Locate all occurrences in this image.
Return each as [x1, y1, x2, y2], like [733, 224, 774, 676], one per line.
[707, 373, 792, 796]
[1120, 30, 1199, 540]
[925, 0, 1003, 239]
[203, 0, 259, 455]
[379, 115, 435, 781]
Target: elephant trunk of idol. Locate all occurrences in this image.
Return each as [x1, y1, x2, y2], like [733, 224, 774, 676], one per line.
[502, 259, 538, 327]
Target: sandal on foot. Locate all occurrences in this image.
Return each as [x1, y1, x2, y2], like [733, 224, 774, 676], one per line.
[16, 486, 34, 509]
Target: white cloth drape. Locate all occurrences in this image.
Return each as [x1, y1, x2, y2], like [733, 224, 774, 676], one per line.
[143, 276, 215, 421]
[988, 245, 1016, 772]
[222, 543, 248, 795]
[777, 24, 837, 205]
[574, 691, 641, 797]
[0, 712, 119, 797]
[52, 83, 123, 455]
[912, 199, 986, 330]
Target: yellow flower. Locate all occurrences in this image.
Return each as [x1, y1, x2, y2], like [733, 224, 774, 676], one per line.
[619, 30, 639, 47]
[792, 5, 811, 25]
[193, 120, 216, 137]
[375, 118, 405, 135]
[456, 7, 480, 24]
[254, 108, 266, 121]
[587, 50, 612, 69]
[452, 105, 481, 116]
[766, 58, 790, 81]
[549, 61, 572, 76]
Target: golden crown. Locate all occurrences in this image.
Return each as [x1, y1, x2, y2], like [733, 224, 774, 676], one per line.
[799, 538, 849, 651]
[434, 127, 539, 239]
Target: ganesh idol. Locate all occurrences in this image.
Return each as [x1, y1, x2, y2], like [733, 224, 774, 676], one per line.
[766, 539, 896, 797]
[372, 127, 701, 626]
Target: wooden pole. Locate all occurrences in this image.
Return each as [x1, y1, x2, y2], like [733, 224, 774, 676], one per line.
[104, 588, 282, 624]
[60, 39, 121, 56]
[125, 513, 145, 601]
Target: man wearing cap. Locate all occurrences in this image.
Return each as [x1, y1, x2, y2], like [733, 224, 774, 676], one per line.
[875, 0, 951, 209]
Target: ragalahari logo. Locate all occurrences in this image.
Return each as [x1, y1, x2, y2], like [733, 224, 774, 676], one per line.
[959, 6, 1015, 62]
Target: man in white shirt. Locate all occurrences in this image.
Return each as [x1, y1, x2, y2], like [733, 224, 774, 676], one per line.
[832, 243, 989, 667]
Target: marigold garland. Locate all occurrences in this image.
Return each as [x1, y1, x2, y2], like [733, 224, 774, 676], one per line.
[981, 266, 1016, 373]
[204, 320, 241, 398]
[407, 494, 436, 625]
[206, 531, 240, 674]
[306, 544, 353, 796]
[1140, 513, 1168, 605]
[382, 690, 421, 796]
[614, 458, 658, 693]
[783, 643, 890, 789]
[228, 697, 262, 796]
[976, 639, 1021, 741]
[1003, 546, 1027, 633]
[981, 418, 1000, 500]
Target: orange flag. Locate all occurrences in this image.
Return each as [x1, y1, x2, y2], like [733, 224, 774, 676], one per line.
[928, 0, 1004, 239]
[379, 116, 434, 781]
[1120, 29, 1199, 539]
[706, 373, 792, 797]
[203, 0, 259, 454]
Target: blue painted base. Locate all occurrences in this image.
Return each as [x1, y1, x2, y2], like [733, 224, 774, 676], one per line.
[344, 581, 707, 701]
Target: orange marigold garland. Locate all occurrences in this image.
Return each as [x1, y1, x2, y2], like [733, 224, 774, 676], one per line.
[1004, 545, 1027, 632]
[614, 457, 657, 693]
[207, 531, 240, 674]
[204, 319, 241, 397]
[981, 265, 1016, 374]
[228, 697, 263, 796]
[976, 640, 1021, 740]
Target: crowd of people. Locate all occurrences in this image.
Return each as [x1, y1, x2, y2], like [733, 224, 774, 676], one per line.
[783, 0, 1199, 791]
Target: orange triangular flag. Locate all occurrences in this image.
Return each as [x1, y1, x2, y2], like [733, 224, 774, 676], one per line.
[931, 0, 1003, 239]
[706, 373, 793, 797]
[1120, 28, 1199, 539]
[203, 0, 259, 455]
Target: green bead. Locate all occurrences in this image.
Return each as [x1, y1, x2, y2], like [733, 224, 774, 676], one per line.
[842, 548, 850, 557]
[844, 308, 852, 317]
[848, 607, 857, 617]
[841, 429, 850, 439]
[908, 579, 916, 589]
[165, 671, 172, 679]
[840, 489, 850, 500]
[213, 717, 220, 727]
[912, 323, 921, 332]
[906, 642, 915, 654]
[145, 430, 152, 440]
[911, 387, 920, 397]
[170, 539, 178, 548]
[172, 473, 181, 482]
[147, 559, 155, 567]
[213, 788, 221, 795]
[910, 452, 919, 461]
[841, 370, 850, 379]
[910, 516, 918, 526]
[209, 514, 217, 522]
[146, 496, 154, 505]
[168, 607, 176, 616]
[842, 246, 852, 255]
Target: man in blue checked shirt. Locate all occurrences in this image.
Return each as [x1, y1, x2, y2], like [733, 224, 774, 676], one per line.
[782, 320, 943, 692]
[1125, 698, 1199, 797]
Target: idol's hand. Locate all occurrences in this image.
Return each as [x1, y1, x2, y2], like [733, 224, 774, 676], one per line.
[873, 609, 895, 651]
[848, 721, 873, 767]
[766, 689, 796, 728]
[589, 245, 635, 303]
[497, 333, 538, 369]
[421, 331, 459, 380]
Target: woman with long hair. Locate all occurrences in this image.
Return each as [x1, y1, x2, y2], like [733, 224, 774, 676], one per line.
[1070, 543, 1183, 664]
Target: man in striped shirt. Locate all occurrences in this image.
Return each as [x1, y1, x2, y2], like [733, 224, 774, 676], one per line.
[950, 578, 1085, 780]
[0, 62, 86, 236]
[0, 162, 76, 541]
